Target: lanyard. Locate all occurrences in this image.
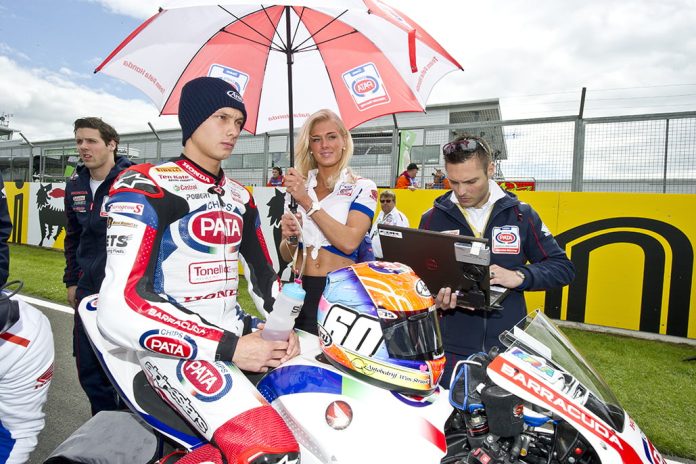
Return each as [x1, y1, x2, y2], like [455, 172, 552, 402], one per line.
[457, 204, 493, 238]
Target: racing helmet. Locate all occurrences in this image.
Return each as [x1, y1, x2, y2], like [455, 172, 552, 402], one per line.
[317, 261, 445, 396]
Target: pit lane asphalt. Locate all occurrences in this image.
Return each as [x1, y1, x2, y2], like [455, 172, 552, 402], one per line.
[21, 295, 692, 464]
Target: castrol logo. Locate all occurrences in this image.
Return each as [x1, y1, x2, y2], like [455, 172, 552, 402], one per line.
[176, 360, 233, 402]
[190, 211, 242, 245]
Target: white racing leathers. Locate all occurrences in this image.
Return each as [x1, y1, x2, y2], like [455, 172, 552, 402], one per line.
[0, 297, 54, 464]
[97, 157, 280, 439]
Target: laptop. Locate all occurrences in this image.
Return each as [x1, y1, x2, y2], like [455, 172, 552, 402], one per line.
[378, 224, 509, 311]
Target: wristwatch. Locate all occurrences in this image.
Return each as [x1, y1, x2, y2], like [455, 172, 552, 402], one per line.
[306, 201, 321, 217]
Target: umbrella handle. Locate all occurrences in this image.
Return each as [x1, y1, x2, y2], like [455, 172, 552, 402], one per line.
[287, 198, 298, 245]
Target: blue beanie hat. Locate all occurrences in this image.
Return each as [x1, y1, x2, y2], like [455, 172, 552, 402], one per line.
[178, 77, 247, 146]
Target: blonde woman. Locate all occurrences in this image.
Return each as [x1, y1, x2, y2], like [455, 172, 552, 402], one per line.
[280, 109, 377, 334]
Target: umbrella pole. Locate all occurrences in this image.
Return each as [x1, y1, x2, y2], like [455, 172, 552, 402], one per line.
[286, 6, 300, 248]
[286, 5, 295, 166]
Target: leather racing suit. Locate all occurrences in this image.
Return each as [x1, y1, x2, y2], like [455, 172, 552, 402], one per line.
[96, 156, 292, 448]
[98, 156, 279, 361]
[0, 296, 54, 464]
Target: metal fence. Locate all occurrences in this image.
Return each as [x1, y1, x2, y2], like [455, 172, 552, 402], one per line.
[1, 110, 694, 193]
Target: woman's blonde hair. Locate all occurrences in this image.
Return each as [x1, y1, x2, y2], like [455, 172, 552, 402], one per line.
[294, 109, 354, 188]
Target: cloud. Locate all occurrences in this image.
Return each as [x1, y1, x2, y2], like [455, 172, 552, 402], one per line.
[0, 43, 30, 62]
[397, 0, 696, 118]
[0, 56, 178, 142]
[59, 67, 93, 80]
[4, 0, 695, 146]
[83, 0, 160, 19]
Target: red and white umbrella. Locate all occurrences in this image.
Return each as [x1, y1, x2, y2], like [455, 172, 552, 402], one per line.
[96, 0, 463, 147]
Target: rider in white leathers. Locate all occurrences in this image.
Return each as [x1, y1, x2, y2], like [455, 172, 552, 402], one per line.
[97, 77, 300, 464]
[0, 293, 54, 464]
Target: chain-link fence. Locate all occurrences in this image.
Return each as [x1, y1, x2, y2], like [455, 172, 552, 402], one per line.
[1, 111, 694, 193]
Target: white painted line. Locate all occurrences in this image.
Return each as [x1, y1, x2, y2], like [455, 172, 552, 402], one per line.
[19, 294, 74, 314]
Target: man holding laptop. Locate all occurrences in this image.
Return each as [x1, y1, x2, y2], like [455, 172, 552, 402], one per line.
[419, 135, 574, 382]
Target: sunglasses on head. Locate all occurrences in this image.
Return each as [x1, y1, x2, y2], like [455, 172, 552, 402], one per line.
[442, 138, 489, 156]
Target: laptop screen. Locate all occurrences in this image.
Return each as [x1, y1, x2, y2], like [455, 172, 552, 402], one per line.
[378, 224, 508, 310]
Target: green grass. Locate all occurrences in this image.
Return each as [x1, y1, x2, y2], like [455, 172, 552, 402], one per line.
[9, 243, 67, 303]
[9, 243, 696, 459]
[562, 328, 696, 459]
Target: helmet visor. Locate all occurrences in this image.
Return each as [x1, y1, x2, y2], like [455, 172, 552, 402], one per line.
[382, 308, 443, 361]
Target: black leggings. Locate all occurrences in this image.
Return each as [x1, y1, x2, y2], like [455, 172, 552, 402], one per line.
[294, 275, 327, 335]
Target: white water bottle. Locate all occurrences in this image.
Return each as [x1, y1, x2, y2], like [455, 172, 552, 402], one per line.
[261, 282, 306, 341]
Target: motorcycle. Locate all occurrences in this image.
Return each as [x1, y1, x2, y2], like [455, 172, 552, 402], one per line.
[443, 309, 667, 464]
[55, 262, 665, 464]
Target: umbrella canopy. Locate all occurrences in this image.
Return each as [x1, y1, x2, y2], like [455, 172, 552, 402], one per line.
[96, 0, 462, 140]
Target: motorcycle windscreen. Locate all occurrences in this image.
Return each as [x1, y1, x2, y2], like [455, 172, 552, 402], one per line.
[381, 308, 444, 361]
[500, 310, 626, 432]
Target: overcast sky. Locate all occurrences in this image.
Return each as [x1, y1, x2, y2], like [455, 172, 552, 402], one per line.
[1, 0, 695, 142]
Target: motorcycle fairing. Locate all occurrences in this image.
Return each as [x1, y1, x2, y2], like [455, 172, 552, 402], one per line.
[257, 332, 452, 464]
[487, 311, 666, 464]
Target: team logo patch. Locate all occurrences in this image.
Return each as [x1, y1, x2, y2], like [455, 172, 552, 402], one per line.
[250, 453, 299, 464]
[112, 170, 159, 193]
[642, 434, 666, 464]
[337, 183, 354, 196]
[189, 210, 243, 246]
[377, 308, 398, 320]
[325, 400, 353, 430]
[342, 63, 390, 110]
[99, 195, 109, 217]
[510, 347, 557, 378]
[176, 359, 233, 402]
[318, 324, 332, 347]
[35, 362, 54, 389]
[492, 225, 521, 254]
[144, 361, 209, 434]
[189, 261, 236, 284]
[155, 166, 184, 173]
[415, 279, 431, 297]
[139, 330, 198, 358]
[108, 202, 144, 216]
[85, 297, 98, 311]
[209, 63, 249, 96]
